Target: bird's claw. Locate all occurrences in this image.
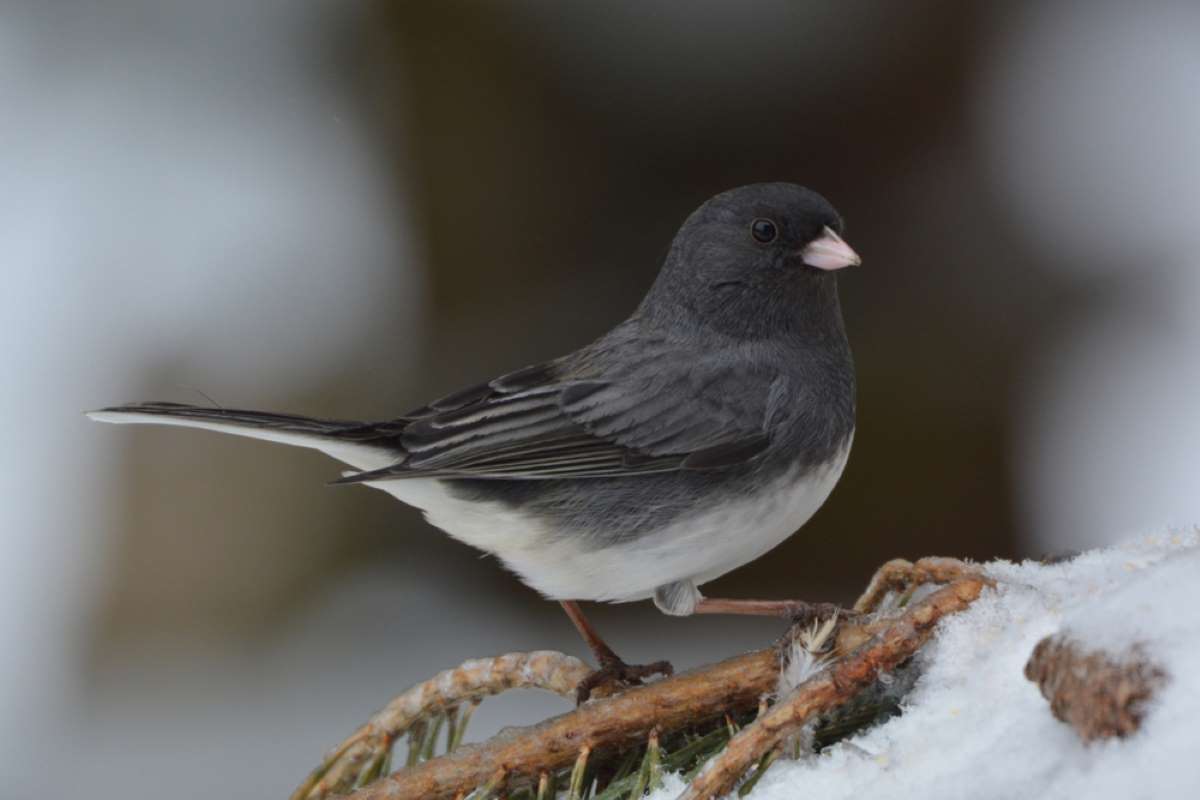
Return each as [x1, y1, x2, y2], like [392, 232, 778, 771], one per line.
[785, 601, 858, 627]
[575, 657, 674, 703]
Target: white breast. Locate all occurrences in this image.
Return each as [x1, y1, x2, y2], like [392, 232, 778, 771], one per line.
[369, 438, 852, 605]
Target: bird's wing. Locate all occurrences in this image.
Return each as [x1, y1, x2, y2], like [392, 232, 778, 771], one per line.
[336, 356, 774, 482]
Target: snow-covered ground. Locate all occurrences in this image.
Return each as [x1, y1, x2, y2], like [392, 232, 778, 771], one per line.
[652, 530, 1200, 799]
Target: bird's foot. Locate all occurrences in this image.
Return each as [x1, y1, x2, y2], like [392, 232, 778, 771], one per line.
[780, 600, 859, 627]
[575, 656, 674, 704]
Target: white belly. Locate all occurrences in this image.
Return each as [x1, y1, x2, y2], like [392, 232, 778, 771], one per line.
[368, 439, 851, 604]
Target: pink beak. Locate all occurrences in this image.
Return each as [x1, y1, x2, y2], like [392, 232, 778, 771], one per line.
[800, 227, 861, 271]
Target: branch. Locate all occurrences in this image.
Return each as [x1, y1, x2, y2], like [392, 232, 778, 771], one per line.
[679, 575, 987, 799]
[301, 556, 987, 800]
[292, 651, 591, 800]
[345, 647, 781, 800]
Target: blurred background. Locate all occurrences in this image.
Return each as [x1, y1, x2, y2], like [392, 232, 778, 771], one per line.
[3, 1, 1199, 797]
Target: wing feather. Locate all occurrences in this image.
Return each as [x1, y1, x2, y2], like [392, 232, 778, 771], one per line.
[337, 353, 774, 483]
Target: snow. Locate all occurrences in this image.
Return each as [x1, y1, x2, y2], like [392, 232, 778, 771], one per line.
[650, 530, 1200, 799]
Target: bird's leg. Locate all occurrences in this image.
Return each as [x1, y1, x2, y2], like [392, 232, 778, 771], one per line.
[692, 597, 855, 627]
[559, 600, 673, 703]
[559, 600, 621, 663]
[694, 557, 983, 623]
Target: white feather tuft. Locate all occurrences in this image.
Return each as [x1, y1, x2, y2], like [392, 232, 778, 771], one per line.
[778, 613, 839, 696]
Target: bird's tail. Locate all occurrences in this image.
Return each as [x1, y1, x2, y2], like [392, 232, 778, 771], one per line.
[87, 402, 401, 470]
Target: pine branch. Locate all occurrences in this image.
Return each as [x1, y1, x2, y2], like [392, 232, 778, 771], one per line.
[679, 575, 987, 799]
[291, 651, 591, 800]
[294, 557, 987, 800]
[344, 646, 780, 800]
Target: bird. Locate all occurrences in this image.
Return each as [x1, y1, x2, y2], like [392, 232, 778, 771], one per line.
[89, 182, 860, 701]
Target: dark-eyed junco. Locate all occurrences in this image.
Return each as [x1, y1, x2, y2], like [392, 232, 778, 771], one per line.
[90, 183, 860, 699]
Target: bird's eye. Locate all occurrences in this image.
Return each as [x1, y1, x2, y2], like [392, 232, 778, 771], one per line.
[750, 218, 778, 244]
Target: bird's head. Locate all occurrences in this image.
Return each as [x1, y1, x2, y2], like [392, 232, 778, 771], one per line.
[641, 183, 860, 341]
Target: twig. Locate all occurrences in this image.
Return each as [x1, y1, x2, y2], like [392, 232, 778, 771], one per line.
[344, 647, 782, 800]
[853, 556, 981, 614]
[292, 651, 591, 800]
[678, 575, 987, 800]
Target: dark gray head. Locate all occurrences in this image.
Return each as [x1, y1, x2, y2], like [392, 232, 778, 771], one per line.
[638, 183, 860, 341]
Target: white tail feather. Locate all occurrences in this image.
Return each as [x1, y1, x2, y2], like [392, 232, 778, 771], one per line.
[86, 410, 396, 471]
